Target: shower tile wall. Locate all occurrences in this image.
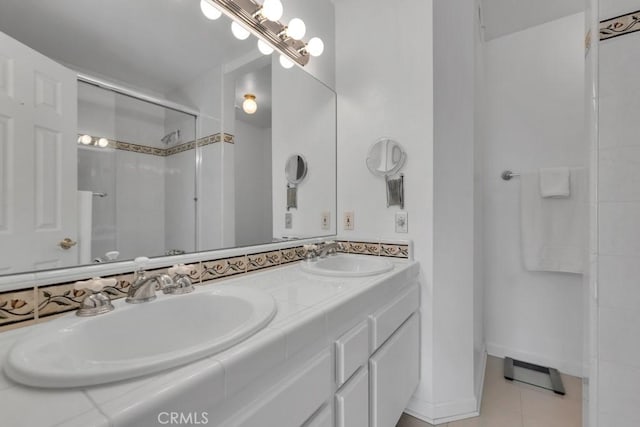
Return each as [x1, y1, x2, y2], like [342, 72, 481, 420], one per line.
[595, 3, 640, 425]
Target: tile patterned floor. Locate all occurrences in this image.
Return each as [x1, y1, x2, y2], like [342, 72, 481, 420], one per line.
[397, 356, 583, 427]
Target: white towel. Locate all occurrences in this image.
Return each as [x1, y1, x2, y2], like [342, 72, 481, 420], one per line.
[521, 168, 586, 274]
[77, 191, 93, 265]
[539, 167, 570, 198]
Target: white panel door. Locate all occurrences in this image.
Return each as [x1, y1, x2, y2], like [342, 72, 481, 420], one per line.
[0, 31, 78, 274]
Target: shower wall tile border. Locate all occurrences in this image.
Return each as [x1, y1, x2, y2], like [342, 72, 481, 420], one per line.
[600, 10, 640, 41]
[79, 132, 235, 158]
[0, 239, 410, 333]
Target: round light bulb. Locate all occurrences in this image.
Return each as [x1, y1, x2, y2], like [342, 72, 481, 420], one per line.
[79, 134, 92, 145]
[242, 94, 257, 114]
[257, 39, 274, 55]
[262, 0, 283, 21]
[307, 37, 324, 57]
[279, 55, 294, 69]
[97, 138, 109, 148]
[200, 0, 222, 20]
[231, 21, 250, 40]
[286, 18, 306, 40]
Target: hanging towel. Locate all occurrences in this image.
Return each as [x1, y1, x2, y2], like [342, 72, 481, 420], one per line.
[539, 167, 570, 198]
[520, 168, 586, 274]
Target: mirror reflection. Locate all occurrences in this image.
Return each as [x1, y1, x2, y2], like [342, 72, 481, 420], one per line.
[0, 0, 336, 276]
[285, 155, 308, 184]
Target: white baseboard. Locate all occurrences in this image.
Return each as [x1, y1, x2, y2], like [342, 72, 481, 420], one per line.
[404, 348, 488, 425]
[486, 342, 585, 378]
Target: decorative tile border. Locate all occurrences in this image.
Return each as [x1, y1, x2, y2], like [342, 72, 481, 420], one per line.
[337, 240, 409, 259]
[0, 240, 409, 332]
[78, 133, 235, 158]
[600, 10, 640, 41]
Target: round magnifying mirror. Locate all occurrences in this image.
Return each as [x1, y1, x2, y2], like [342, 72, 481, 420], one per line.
[366, 138, 406, 176]
[285, 154, 308, 184]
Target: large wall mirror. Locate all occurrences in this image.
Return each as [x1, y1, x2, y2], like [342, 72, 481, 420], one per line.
[0, 0, 336, 277]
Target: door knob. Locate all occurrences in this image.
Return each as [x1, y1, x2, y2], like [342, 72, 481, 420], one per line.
[59, 238, 77, 250]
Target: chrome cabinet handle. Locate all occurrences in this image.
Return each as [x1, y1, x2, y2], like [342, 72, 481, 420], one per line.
[59, 238, 77, 250]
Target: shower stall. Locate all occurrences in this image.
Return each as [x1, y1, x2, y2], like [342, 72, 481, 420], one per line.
[76, 80, 197, 262]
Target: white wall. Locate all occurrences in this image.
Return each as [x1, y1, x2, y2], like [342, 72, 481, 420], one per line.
[593, 1, 640, 424]
[432, 0, 484, 419]
[482, 13, 586, 376]
[234, 120, 272, 246]
[335, 0, 436, 421]
[272, 60, 336, 239]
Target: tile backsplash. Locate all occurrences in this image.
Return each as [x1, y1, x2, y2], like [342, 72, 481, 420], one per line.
[0, 239, 410, 332]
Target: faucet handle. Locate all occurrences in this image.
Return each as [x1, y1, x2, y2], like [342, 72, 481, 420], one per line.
[168, 264, 193, 277]
[74, 277, 116, 317]
[134, 256, 150, 270]
[74, 277, 117, 292]
[164, 264, 195, 295]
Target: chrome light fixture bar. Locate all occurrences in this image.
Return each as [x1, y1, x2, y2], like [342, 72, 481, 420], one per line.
[209, 0, 310, 66]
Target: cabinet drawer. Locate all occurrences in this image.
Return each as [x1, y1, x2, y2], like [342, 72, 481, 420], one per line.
[335, 367, 369, 427]
[335, 321, 369, 386]
[369, 283, 419, 352]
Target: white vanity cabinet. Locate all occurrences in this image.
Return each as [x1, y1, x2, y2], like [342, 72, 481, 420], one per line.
[332, 282, 421, 427]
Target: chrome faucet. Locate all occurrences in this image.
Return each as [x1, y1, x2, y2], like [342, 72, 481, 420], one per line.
[126, 257, 175, 304]
[304, 241, 343, 262]
[318, 240, 342, 258]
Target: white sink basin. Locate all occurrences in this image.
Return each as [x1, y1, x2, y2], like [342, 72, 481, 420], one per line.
[5, 286, 276, 388]
[300, 254, 394, 277]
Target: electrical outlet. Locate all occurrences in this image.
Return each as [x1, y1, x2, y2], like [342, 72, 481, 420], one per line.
[285, 213, 292, 229]
[395, 212, 408, 233]
[344, 212, 354, 230]
[321, 211, 330, 230]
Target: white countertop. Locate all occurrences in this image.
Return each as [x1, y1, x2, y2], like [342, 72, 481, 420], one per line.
[0, 256, 419, 427]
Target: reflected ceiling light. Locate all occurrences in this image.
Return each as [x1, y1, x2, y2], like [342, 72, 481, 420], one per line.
[306, 37, 324, 57]
[286, 18, 306, 40]
[97, 138, 109, 148]
[200, 0, 222, 20]
[257, 39, 274, 55]
[279, 55, 294, 69]
[242, 94, 258, 114]
[231, 21, 250, 40]
[78, 134, 92, 145]
[262, 0, 283, 21]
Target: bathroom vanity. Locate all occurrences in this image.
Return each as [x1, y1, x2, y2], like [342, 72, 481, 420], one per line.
[0, 256, 420, 427]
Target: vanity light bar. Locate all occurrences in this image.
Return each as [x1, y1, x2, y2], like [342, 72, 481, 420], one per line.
[209, 0, 310, 66]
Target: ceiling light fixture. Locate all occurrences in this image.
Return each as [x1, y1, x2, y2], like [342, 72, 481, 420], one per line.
[242, 94, 258, 114]
[261, 0, 283, 21]
[200, 0, 222, 20]
[286, 18, 306, 40]
[202, 0, 324, 67]
[231, 21, 251, 40]
[257, 39, 274, 55]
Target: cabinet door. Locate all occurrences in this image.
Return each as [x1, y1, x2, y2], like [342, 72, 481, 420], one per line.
[335, 367, 368, 427]
[369, 313, 419, 427]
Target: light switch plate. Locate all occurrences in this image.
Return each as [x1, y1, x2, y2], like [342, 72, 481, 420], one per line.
[344, 212, 354, 230]
[321, 211, 330, 230]
[395, 212, 408, 233]
[285, 213, 292, 229]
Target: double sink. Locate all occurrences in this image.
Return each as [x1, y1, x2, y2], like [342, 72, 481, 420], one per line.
[4, 253, 393, 388]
